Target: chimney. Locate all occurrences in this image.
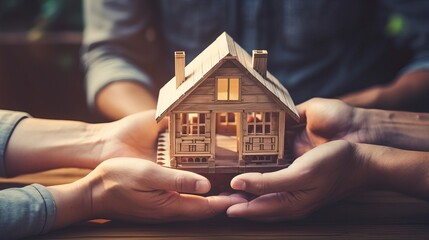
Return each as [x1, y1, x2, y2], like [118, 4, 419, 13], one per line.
[175, 51, 186, 88]
[252, 50, 268, 78]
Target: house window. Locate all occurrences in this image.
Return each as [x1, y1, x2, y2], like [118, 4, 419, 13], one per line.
[247, 112, 272, 135]
[219, 113, 236, 125]
[180, 113, 206, 135]
[217, 78, 239, 101]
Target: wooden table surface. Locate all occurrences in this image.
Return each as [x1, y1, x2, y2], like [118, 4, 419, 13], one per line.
[2, 168, 429, 240]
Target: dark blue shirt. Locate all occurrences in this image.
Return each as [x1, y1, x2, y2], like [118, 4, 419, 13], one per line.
[83, 0, 429, 107]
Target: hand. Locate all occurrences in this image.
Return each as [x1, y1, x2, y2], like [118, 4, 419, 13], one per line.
[294, 98, 378, 156]
[94, 110, 168, 164]
[227, 140, 369, 221]
[90, 158, 246, 222]
[50, 158, 246, 228]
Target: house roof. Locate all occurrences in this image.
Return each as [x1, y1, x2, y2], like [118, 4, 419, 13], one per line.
[156, 32, 299, 122]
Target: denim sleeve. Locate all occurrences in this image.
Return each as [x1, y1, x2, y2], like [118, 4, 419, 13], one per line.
[0, 110, 29, 177]
[0, 184, 56, 240]
[82, 0, 161, 110]
[382, 0, 429, 74]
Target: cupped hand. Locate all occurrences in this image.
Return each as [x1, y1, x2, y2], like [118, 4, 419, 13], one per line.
[227, 140, 369, 221]
[294, 98, 375, 156]
[94, 110, 168, 164]
[88, 158, 247, 222]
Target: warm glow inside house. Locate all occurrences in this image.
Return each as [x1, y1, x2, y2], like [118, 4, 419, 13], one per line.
[156, 32, 299, 173]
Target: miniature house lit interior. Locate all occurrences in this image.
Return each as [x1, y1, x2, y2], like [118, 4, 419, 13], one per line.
[156, 32, 299, 173]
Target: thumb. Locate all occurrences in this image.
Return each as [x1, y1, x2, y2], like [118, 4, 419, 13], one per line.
[230, 168, 302, 196]
[296, 99, 311, 123]
[296, 97, 326, 123]
[148, 164, 211, 194]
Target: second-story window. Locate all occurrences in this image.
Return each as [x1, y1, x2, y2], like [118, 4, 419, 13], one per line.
[217, 78, 239, 101]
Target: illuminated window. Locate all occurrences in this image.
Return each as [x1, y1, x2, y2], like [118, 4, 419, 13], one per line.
[217, 78, 239, 101]
[180, 113, 206, 135]
[247, 112, 273, 135]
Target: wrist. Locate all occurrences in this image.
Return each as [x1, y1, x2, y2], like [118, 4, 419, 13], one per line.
[45, 121, 106, 169]
[354, 143, 410, 191]
[351, 107, 385, 145]
[82, 123, 108, 167]
[353, 143, 387, 190]
[89, 121, 126, 166]
[48, 177, 94, 229]
[83, 163, 109, 219]
[356, 144, 429, 199]
[85, 160, 132, 221]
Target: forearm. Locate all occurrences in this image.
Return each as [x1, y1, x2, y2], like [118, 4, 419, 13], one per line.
[83, 0, 158, 120]
[96, 81, 157, 120]
[377, 70, 429, 110]
[358, 143, 429, 200]
[341, 70, 429, 110]
[354, 107, 429, 151]
[5, 118, 103, 176]
[47, 177, 93, 230]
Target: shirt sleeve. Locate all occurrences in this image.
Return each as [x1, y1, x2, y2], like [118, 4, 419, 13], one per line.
[0, 110, 29, 178]
[382, 0, 429, 74]
[82, 0, 162, 110]
[0, 184, 56, 240]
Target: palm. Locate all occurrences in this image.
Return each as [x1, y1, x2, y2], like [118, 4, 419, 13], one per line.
[228, 140, 365, 220]
[91, 158, 246, 222]
[278, 142, 358, 218]
[98, 110, 167, 163]
[94, 161, 183, 222]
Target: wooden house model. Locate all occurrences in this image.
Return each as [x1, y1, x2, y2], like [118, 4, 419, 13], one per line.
[156, 32, 299, 173]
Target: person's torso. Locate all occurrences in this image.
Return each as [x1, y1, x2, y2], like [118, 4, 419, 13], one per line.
[157, 0, 407, 103]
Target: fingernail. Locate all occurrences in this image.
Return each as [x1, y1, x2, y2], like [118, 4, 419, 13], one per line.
[232, 179, 246, 190]
[195, 180, 210, 192]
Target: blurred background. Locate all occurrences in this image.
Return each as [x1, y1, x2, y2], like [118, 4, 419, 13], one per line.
[0, 0, 93, 121]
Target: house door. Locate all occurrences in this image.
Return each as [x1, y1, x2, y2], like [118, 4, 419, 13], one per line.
[215, 112, 240, 162]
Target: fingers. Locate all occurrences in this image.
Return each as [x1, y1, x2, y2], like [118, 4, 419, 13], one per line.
[227, 193, 285, 221]
[230, 141, 347, 196]
[230, 169, 302, 196]
[293, 129, 314, 156]
[296, 100, 310, 122]
[296, 97, 336, 122]
[296, 98, 325, 122]
[146, 163, 211, 194]
[232, 141, 354, 196]
[227, 193, 308, 221]
[168, 193, 248, 221]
